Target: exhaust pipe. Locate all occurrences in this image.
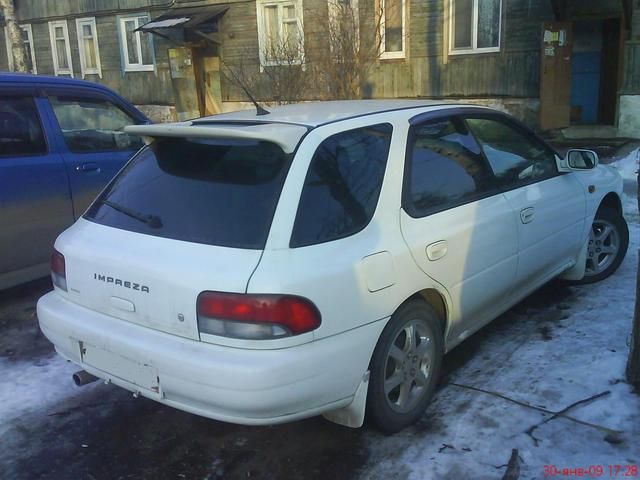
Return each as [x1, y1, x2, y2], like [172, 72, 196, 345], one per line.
[72, 370, 98, 386]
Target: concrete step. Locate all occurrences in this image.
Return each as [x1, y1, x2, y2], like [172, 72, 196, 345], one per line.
[561, 125, 619, 139]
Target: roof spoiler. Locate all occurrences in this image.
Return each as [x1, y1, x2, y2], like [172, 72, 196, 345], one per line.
[124, 123, 308, 154]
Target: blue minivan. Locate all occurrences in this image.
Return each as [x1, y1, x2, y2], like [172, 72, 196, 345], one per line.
[0, 74, 149, 289]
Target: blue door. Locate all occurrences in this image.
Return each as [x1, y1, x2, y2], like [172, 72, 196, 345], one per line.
[571, 21, 603, 124]
[571, 52, 601, 124]
[0, 93, 74, 287]
[43, 89, 146, 217]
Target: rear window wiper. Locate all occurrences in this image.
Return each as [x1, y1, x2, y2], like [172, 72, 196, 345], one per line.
[100, 199, 163, 229]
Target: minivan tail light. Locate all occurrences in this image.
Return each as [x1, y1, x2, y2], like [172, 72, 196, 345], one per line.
[197, 292, 321, 340]
[51, 249, 67, 291]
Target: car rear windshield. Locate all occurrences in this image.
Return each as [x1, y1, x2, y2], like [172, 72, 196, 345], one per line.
[84, 137, 293, 249]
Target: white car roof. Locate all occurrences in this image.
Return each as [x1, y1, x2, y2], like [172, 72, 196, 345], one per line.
[125, 100, 474, 153]
[199, 100, 453, 126]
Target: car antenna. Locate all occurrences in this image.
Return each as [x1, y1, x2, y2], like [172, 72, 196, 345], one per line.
[225, 66, 270, 116]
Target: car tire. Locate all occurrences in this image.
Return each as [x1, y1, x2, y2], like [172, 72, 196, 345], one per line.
[367, 300, 443, 434]
[571, 207, 629, 285]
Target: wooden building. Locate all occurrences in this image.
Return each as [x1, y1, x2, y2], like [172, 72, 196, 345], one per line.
[1, 0, 639, 135]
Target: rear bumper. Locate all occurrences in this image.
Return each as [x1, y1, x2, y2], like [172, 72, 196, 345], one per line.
[37, 292, 386, 425]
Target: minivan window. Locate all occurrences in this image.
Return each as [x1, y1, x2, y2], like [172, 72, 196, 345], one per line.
[50, 96, 143, 153]
[290, 123, 393, 248]
[84, 138, 292, 249]
[405, 118, 497, 217]
[0, 97, 47, 156]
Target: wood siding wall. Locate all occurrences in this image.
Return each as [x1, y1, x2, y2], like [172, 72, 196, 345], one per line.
[219, 0, 555, 101]
[0, 0, 176, 105]
[0, 0, 576, 105]
[621, 3, 640, 94]
[367, 0, 553, 99]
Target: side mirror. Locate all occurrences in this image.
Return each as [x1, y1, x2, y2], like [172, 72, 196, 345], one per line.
[566, 149, 599, 170]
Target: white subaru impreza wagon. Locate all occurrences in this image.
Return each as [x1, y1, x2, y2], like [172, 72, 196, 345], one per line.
[37, 101, 628, 433]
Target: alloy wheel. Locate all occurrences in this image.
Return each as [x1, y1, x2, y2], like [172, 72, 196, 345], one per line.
[585, 219, 620, 277]
[383, 319, 436, 414]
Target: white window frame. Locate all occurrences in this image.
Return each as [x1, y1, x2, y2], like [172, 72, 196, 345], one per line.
[5, 24, 37, 73]
[256, 0, 305, 69]
[76, 17, 102, 78]
[48, 20, 74, 76]
[379, 0, 406, 59]
[448, 0, 502, 55]
[117, 14, 155, 72]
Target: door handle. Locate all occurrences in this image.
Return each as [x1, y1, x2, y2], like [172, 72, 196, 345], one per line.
[520, 207, 535, 224]
[76, 162, 101, 173]
[426, 240, 448, 261]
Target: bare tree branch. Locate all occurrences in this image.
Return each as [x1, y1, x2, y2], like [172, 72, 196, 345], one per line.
[447, 382, 622, 437]
[524, 390, 610, 446]
[310, 0, 386, 99]
[222, 30, 309, 106]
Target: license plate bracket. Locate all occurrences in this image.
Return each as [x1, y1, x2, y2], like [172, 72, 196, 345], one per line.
[78, 340, 160, 396]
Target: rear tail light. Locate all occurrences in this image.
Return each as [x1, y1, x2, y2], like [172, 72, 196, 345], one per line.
[197, 291, 321, 340]
[50, 249, 67, 291]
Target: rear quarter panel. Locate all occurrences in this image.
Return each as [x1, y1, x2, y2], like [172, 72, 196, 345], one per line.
[247, 110, 456, 345]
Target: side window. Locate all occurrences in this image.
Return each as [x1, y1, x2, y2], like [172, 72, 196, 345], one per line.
[290, 123, 393, 248]
[466, 117, 558, 188]
[0, 97, 47, 157]
[49, 96, 144, 153]
[405, 118, 497, 217]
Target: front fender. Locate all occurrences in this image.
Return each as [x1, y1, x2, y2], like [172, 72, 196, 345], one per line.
[570, 165, 623, 217]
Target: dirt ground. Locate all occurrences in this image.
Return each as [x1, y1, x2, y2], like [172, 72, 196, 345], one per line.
[1, 278, 369, 480]
[0, 275, 626, 480]
[1, 144, 638, 480]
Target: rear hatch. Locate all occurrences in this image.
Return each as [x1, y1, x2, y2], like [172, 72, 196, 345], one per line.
[56, 133, 299, 340]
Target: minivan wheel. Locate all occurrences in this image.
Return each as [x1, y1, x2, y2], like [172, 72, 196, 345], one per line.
[573, 207, 628, 285]
[367, 300, 443, 434]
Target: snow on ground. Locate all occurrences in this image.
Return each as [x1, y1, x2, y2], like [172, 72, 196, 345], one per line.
[0, 355, 102, 436]
[0, 152, 638, 479]
[611, 147, 639, 183]
[612, 147, 639, 218]
[361, 157, 640, 479]
[0, 346, 106, 471]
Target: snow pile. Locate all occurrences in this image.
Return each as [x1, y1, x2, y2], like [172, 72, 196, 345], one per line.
[610, 148, 639, 218]
[611, 148, 639, 182]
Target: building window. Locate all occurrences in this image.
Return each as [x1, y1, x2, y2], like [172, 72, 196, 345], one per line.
[379, 0, 405, 59]
[4, 24, 37, 74]
[118, 15, 155, 72]
[48, 21, 74, 76]
[76, 17, 102, 78]
[449, 0, 502, 55]
[256, 0, 305, 67]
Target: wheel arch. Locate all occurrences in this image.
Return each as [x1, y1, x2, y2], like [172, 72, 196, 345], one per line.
[598, 192, 623, 216]
[371, 288, 450, 363]
[406, 288, 449, 339]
